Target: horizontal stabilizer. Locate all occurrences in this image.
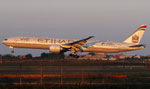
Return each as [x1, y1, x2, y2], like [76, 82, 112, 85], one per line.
[129, 44, 146, 48]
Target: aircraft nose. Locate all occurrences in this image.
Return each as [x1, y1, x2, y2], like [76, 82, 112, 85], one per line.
[2, 41, 6, 45]
[2, 39, 8, 45]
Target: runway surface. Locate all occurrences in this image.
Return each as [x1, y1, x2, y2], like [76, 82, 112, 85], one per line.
[0, 66, 149, 74]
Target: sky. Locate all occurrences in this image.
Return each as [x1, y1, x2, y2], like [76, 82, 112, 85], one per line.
[0, 0, 150, 56]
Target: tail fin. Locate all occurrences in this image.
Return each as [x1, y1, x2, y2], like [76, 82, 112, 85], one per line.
[123, 25, 147, 44]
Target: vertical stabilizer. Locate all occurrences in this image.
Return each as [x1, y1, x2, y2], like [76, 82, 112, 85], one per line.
[123, 25, 147, 44]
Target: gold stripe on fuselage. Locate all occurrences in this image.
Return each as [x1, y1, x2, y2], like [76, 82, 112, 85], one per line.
[82, 46, 143, 53]
[3, 42, 51, 49]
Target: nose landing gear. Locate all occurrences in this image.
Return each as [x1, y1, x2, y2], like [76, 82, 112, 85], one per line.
[9, 46, 14, 53]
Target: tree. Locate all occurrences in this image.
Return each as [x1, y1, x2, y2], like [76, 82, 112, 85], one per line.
[25, 54, 33, 59]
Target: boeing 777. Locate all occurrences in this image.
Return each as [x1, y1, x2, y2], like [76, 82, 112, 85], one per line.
[2, 25, 147, 58]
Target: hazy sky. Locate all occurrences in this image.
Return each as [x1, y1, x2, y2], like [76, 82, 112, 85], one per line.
[0, 0, 150, 56]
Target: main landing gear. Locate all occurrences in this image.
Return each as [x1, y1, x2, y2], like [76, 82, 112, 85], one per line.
[69, 54, 79, 58]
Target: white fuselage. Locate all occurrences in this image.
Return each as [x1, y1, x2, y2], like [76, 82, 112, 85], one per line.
[2, 37, 145, 53]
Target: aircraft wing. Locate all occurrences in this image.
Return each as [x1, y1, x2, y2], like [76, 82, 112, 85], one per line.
[64, 36, 94, 46]
[62, 36, 94, 53]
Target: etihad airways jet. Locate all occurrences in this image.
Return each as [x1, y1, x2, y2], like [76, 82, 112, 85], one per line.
[2, 25, 147, 58]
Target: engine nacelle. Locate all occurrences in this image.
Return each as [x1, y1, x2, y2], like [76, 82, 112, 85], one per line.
[49, 44, 63, 54]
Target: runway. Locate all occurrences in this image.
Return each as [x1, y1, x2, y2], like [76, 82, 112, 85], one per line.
[0, 66, 149, 74]
[0, 62, 150, 86]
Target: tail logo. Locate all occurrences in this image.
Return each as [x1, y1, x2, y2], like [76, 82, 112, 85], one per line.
[132, 35, 139, 43]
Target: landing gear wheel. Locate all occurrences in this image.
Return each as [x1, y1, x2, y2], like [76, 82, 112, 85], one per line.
[69, 54, 79, 58]
[11, 50, 14, 53]
[74, 55, 79, 58]
[69, 53, 73, 57]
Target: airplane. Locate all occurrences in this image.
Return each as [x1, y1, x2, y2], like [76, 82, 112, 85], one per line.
[2, 25, 147, 58]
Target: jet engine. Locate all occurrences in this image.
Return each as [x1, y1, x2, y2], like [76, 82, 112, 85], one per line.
[49, 44, 63, 53]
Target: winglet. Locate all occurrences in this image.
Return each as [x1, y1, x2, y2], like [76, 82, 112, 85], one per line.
[83, 36, 95, 41]
[88, 36, 95, 39]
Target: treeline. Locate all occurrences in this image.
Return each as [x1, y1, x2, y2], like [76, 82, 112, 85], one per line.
[1, 53, 150, 61]
[0, 53, 65, 60]
[124, 56, 150, 61]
